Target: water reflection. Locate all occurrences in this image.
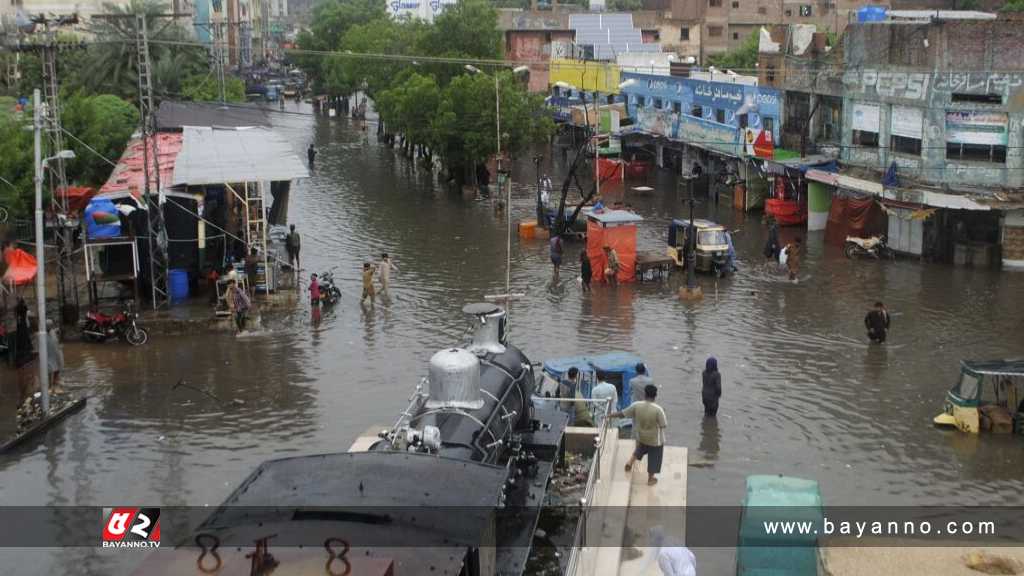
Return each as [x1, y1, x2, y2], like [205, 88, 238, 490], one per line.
[698, 417, 720, 464]
[0, 105, 1023, 575]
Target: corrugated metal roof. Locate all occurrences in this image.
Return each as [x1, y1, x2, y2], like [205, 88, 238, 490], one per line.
[587, 208, 643, 224]
[97, 132, 184, 200]
[156, 100, 272, 130]
[172, 126, 309, 186]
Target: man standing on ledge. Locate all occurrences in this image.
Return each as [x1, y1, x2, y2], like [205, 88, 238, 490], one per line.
[612, 384, 667, 486]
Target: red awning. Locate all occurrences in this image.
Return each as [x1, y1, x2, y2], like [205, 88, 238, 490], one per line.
[2, 247, 38, 286]
[58, 185, 97, 213]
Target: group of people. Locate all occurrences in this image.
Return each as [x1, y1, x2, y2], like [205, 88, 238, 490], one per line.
[549, 236, 620, 290]
[306, 253, 399, 315]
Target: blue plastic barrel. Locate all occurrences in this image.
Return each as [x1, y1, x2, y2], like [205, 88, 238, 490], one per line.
[857, 5, 887, 22]
[168, 269, 190, 303]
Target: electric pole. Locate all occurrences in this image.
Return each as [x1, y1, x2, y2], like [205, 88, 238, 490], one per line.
[136, 14, 171, 310]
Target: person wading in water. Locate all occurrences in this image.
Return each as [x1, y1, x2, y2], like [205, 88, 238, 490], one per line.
[701, 357, 722, 417]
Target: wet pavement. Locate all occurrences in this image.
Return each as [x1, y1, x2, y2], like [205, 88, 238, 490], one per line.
[2, 102, 1024, 574]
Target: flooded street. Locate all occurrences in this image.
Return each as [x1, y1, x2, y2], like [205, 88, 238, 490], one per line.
[3, 104, 1024, 574]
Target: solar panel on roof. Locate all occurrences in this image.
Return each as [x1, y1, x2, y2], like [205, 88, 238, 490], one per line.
[570, 12, 662, 60]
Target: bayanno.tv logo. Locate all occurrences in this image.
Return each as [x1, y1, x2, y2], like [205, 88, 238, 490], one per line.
[101, 507, 161, 549]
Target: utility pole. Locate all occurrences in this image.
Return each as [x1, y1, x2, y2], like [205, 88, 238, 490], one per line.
[13, 15, 84, 325]
[136, 14, 170, 310]
[679, 171, 703, 300]
[214, 22, 226, 102]
[42, 37, 79, 325]
[32, 89, 50, 414]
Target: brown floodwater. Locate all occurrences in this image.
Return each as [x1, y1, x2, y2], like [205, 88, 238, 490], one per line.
[2, 102, 1023, 574]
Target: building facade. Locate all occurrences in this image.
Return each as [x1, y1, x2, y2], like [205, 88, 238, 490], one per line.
[763, 15, 1024, 268]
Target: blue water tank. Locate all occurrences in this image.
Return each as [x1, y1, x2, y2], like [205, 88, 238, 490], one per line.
[857, 5, 887, 22]
[168, 269, 190, 303]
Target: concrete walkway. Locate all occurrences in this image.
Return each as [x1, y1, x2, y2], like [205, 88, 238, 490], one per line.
[578, 434, 688, 576]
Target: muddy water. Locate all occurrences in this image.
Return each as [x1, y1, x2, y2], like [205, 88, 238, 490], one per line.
[2, 103, 1023, 574]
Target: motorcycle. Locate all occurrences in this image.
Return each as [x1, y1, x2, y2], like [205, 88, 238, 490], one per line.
[318, 271, 342, 306]
[844, 235, 894, 260]
[81, 303, 149, 346]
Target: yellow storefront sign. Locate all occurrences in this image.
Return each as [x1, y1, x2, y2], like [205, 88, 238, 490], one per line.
[549, 59, 622, 94]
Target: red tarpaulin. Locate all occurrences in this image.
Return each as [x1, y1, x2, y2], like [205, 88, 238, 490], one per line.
[596, 158, 624, 184]
[58, 186, 97, 214]
[2, 248, 38, 286]
[586, 219, 638, 283]
[825, 195, 887, 246]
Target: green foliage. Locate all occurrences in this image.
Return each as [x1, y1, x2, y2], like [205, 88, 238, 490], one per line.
[180, 74, 247, 103]
[421, 0, 501, 60]
[61, 93, 139, 186]
[606, 0, 643, 10]
[78, 0, 209, 101]
[707, 29, 759, 72]
[298, 0, 386, 89]
[0, 110, 35, 219]
[1000, 0, 1024, 11]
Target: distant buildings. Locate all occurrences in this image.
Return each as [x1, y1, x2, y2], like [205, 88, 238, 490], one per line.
[761, 11, 1024, 268]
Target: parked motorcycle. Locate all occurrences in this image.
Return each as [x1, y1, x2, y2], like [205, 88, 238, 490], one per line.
[318, 271, 342, 306]
[844, 235, 894, 260]
[81, 303, 149, 346]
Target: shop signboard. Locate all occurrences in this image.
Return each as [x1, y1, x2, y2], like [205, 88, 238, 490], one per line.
[852, 103, 880, 132]
[945, 111, 1008, 146]
[890, 105, 923, 138]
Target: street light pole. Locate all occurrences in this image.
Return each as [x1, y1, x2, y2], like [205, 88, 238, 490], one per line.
[679, 173, 703, 300]
[33, 89, 49, 414]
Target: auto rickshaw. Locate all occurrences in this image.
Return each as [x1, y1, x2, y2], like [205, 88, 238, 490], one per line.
[737, 475, 823, 576]
[539, 351, 647, 427]
[666, 219, 731, 276]
[933, 360, 1024, 434]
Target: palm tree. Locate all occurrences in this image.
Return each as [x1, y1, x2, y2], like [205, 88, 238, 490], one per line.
[80, 0, 208, 102]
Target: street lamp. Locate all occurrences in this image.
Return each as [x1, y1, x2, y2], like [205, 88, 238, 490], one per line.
[465, 64, 529, 334]
[33, 88, 77, 414]
[679, 174, 703, 300]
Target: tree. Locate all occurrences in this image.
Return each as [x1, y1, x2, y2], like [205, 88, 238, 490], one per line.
[0, 108, 35, 219]
[61, 93, 139, 186]
[79, 0, 209, 102]
[1000, 0, 1024, 11]
[707, 29, 759, 71]
[299, 0, 387, 92]
[430, 71, 553, 180]
[180, 73, 246, 103]
[420, 0, 501, 60]
[607, 0, 643, 10]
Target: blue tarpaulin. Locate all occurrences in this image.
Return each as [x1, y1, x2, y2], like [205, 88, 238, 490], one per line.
[84, 198, 121, 239]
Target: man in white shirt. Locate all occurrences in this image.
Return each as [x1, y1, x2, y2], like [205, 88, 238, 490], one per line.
[378, 253, 400, 296]
[591, 379, 618, 429]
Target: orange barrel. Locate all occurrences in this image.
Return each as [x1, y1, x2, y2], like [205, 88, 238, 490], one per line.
[518, 220, 537, 239]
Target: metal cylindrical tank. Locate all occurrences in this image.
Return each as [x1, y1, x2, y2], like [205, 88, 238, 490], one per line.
[426, 348, 484, 410]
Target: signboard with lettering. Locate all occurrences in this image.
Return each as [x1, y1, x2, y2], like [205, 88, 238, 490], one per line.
[890, 105, 923, 139]
[388, 0, 456, 22]
[691, 82, 745, 109]
[620, 72, 781, 144]
[852, 103, 880, 132]
[945, 111, 1008, 146]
